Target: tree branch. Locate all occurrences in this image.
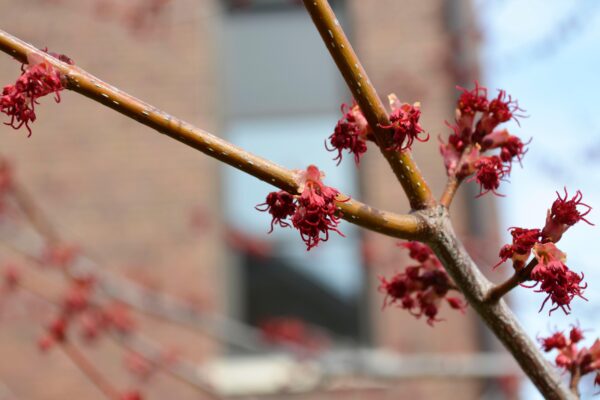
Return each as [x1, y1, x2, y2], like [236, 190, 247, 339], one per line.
[301, 0, 435, 210]
[0, 29, 426, 241]
[420, 206, 575, 400]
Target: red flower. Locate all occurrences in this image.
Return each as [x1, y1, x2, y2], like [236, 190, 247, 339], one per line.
[398, 241, 433, 263]
[39, 317, 68, 349]
[539, 331, 567, 352]
[455, 82, 488, 137]
[456, 81, 489, 116]
[292, 166, 345, 250]
[62, 277, 95, 315]
[379, 241, 465, 325]
[255, 191, 296, 232]
[529, 242, 586, 314]
[489, 90, 522, 123]
[570, 326, 585, 344]
[476, 89, 524, 136]
[542, 188, 593, 242]
[480, 129, 528, 164]
[381, 95, 429, 152]
[470, 155, 510, 197]
[1, 60, 64, 136]
[326, 103, 369, 164]
[499, 135, 527, 163]
[495, 227, 541, 270]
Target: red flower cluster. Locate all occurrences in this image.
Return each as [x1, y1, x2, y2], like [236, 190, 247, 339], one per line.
[255, 191, 296, 232]
[539, 326, 600, 391]
[256, 165, 346, 251]
[326, 103, 370, 164]
[495, 190, 591, 314]
[541, 188, 593, 242]
[469, 155, 511, 197]
[381, 94, 429, 152]
[38, 276, 136, 350]
[378, 242, 465, 325]
[440, 82, 527, 196]
[496, 227, 541, 270]
[528, 243, 586, 314]
[1, 59, 64, 136]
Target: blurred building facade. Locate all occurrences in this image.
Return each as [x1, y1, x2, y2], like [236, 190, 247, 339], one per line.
[0, 1, 508, 399]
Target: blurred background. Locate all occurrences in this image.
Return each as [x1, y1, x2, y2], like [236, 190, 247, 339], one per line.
[0, 0, 598, 399]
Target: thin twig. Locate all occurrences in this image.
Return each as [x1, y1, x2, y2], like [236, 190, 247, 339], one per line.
[568, 365, 581, 398]
[484, 259, 538, 303]
[439, 176, 464, 208]
[300, 0, 435, 210]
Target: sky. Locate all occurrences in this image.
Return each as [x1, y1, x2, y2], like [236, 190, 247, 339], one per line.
[479, 0, 600, 397]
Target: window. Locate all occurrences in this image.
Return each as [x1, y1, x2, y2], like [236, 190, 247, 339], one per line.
[219, 1, 366, 344]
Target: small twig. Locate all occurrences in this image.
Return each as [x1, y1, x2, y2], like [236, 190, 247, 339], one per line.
[484, 259, 538, 303]
[568, 365, 581, 398]
[439, 176, 464, 208]
[301, 0, 435, 211]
